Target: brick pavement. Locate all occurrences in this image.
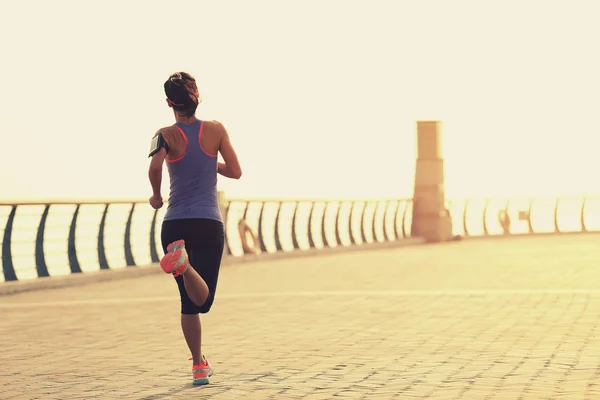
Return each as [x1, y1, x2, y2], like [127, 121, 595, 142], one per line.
[2, 235, 600, 399]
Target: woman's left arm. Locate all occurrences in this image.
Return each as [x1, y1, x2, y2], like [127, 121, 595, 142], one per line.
[148, 130, 169, 208]
[148, 148, 166, 199]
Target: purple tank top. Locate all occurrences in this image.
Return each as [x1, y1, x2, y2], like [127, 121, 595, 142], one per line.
[163, 120, 222, 223]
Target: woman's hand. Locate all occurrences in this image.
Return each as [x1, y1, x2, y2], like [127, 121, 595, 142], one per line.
[149, 194, 163, 209]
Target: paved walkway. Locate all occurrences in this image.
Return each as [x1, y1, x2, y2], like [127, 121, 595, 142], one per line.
[2, 235, 600, 400]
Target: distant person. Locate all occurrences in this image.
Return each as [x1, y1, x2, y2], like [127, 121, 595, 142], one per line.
[147, 72, 242, 385]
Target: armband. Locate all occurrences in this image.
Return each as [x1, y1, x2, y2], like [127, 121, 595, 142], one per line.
[148, 132, 169, 157]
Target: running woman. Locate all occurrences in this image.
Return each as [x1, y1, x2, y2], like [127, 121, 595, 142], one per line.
[147, 72, 242, 385]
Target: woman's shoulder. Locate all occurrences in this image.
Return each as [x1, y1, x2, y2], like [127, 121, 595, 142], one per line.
[202, 120, 226, 131]
[201, 120, 229, 138]
[153, 125, 181, 143]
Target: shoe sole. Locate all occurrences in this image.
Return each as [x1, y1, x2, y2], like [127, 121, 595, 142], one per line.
[193, 377, 210, 385]
[160, 240, 187, 276]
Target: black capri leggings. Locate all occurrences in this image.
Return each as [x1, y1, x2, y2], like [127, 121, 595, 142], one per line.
[161, 218, 225, 315]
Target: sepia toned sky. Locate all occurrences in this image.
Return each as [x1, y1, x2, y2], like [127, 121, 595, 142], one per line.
[1, 0, 599, 202]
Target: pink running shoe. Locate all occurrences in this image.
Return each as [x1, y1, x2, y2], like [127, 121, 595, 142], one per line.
[160, 239, 189, 277]
[190, 356, 214, 385]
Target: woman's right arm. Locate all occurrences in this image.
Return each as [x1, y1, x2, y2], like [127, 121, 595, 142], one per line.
[216, 122, 242, 179]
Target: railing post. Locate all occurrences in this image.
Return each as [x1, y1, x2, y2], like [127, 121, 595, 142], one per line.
[124, 203, 136, 267]
[242, 201, 250, 221]
[149, 207, 160, 263]
[372, 202, 380, 243]
[34, 204, 50, 278]
[334, 202, 343, 246]
[377, 201, 388, 242]
[274, 201, 284, 252]
[348, 201, 356, 245]
[68, 205, 82, 274]
[360, 201, 369, 244]
[98, 204, 110, 269]
[553, 197, 560, 233]
[482, 199, 489, 236]
[392, 200, 401, 240]
[291, 202, 300, 250]
[462, 200, 470, 236]
[321, 202, 330, 247]
[401, 200, 410, 238]
[382, 201, 392, 242]
[581, 197, 587, 232]
[257, 202, 268, 253]
[2, 206, 18, 281]
[307, 201, 316, 248]
[377, 201, 387, 242]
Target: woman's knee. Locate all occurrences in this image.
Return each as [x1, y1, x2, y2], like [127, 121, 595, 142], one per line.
[198, 294, 215, 314]
[181, 292, 213, 314]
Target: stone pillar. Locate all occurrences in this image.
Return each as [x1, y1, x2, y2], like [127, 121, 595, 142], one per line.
[217, 190, 229, 256]
[412, 121, 453, 242]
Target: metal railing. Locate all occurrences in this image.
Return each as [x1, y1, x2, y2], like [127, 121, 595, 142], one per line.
[446, 196, 600, 236]
[0, 198, 414, 282]
[1, 195, 598, 282]
[222, 198, 414, 256]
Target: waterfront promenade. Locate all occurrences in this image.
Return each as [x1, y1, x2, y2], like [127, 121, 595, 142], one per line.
[3, 234, 600, 399]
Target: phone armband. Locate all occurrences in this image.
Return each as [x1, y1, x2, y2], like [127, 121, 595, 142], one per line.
[148, 132, 169, 157]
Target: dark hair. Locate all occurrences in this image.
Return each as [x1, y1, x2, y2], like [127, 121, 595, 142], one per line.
[164, 72, 200, 118]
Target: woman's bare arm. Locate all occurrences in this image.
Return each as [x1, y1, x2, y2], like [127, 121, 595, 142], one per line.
[148, 147, 167, 197]
[148, 128, 173, 202]
[215, 122, 242, 179]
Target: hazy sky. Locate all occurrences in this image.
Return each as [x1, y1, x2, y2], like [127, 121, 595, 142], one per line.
[1, 0, 599, 202]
